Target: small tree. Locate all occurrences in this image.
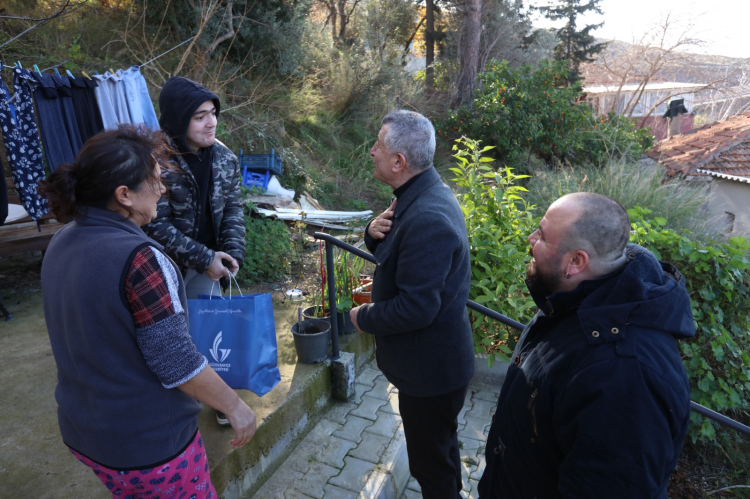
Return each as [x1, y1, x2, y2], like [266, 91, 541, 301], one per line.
[538, 0, 606, 85]
[440, 59, 653, 170]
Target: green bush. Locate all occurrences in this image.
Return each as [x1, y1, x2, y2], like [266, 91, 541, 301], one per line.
[439, 60, 653, 170]
[629, 207, 750, 443]
[525, 160, 715, 238]
[237, 215, 293, 285]
[450, 137, 538, 366]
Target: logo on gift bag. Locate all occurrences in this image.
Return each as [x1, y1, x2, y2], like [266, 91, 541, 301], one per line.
[210, 331, 231, 363]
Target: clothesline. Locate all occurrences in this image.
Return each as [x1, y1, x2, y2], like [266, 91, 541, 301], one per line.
[1, 33, 197, 75]
[140, 35, 198, 68]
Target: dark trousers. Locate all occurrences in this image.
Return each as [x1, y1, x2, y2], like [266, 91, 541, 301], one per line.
[399, 383, 469, 499]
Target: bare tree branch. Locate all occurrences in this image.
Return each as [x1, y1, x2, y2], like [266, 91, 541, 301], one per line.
[0, 0, 87, 50]
[0, 0, 85, 21]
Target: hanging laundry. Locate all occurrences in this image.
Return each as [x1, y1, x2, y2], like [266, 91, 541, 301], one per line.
[93, 71, 131, 129]
[0, 164, 8, 226]
[0, 77, 12, 227]
[91, 73, 119, 130]
[69, 76, 104, 144]
[122, 66, 159, 131]
[29, 72, 84, 172]
[0, 63, 49, 221]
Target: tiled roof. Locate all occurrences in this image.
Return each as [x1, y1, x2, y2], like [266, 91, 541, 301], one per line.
[645, 111, 750, 177]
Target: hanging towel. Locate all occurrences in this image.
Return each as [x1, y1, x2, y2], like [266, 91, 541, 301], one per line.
[69, 76, 104, 144]
[123, 66, 159, 131]
[0, 63, 49, 221]
[29, 72, 83, 172]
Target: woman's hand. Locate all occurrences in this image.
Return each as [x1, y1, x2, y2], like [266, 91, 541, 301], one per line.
[225, 399, 257, 447]
[205, 251, 238, 281]
[178, 366, 257, 447]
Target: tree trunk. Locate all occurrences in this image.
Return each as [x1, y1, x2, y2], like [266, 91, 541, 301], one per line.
[329, 1, 337, 41]
[337, 0, 347, 39]
[455, 0, 481, 107]
[425, 0, 434, 88]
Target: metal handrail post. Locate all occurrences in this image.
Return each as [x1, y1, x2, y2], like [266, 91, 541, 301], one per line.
[325, 240, 340, 360]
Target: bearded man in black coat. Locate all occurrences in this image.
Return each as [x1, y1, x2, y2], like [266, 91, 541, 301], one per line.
[479, 193, 695, 499]
[350, 110, 475, 498]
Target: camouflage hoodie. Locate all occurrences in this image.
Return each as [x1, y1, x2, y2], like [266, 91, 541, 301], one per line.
[143, 77, 246, 274]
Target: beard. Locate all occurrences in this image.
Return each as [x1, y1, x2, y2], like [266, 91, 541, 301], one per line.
[525, 251, 563, 298]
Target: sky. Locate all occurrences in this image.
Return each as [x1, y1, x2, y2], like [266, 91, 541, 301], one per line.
[528, 0, 750, 60]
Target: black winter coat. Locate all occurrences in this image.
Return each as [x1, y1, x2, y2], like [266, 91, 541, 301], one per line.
[356, 167, 475, 397]
[479, 245, 695, 499]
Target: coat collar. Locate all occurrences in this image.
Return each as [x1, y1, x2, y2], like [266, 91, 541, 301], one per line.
[392, 167, 442, 219]
[75, 206, 163, 250]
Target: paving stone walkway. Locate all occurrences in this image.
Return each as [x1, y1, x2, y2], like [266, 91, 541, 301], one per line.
[252, 359, 499, 498]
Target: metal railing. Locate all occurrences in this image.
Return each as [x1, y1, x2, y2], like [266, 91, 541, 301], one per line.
[313, 232, 750, 437]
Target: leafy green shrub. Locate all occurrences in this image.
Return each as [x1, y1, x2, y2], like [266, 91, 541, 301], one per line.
[629, 207, 750, 443]
[450, 137, 538, 366]
[438, 60, 653, 170]
[237, 215, 293, 284]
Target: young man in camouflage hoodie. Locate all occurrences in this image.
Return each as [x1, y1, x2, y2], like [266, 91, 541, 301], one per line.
[144, 76, 245, 299]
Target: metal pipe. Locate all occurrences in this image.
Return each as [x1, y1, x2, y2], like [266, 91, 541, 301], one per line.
[314, 232, 376, 263]
[690, 401, 750, 437]
[466, 300, 526, 332]
[324, 240, 340, 360]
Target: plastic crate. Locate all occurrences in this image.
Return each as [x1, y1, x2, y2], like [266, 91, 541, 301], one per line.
[242, 167, 270, 190]
[237, 148, 282, 176]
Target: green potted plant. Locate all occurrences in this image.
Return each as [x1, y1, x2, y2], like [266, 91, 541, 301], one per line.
[302, 246, 359, 333]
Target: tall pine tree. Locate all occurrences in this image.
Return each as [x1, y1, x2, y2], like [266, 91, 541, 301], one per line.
[538, 0, 606, 85]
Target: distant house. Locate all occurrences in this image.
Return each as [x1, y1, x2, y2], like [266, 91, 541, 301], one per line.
[583, 82, 705, 141]
[645, 111, 750, 235]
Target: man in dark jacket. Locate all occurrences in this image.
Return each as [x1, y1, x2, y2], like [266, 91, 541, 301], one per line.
[143, 76, 245, 299]
[350, 110, 475, 498]
[478, 193, 695, 499]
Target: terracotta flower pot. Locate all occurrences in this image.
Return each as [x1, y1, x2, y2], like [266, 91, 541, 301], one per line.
[352, 278, 372, 306]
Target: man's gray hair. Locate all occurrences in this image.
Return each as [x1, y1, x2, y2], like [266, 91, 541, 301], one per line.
[381, 110, 436, 173]
[559, 193, 631, 261]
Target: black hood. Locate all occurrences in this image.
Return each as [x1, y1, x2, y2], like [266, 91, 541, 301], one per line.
[158, 76, 220, 149]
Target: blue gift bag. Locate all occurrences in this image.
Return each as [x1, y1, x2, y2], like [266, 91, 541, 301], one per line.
[188, 292, 280, 396]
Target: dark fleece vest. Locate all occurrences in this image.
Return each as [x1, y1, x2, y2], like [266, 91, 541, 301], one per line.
[42, 207, 201, 469]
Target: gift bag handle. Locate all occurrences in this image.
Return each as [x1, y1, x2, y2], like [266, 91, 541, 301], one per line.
[208, 273, 244, 300]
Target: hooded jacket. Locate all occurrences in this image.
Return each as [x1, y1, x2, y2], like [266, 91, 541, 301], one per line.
[478, 244, 695, 499]
[143, 77, 245, 273]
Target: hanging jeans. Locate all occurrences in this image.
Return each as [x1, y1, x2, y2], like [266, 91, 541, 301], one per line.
[0, 63, 49, 221]
[30, 72, 83, 172]
[69, 76, 104, 144]
[122, 66, 159, 131]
